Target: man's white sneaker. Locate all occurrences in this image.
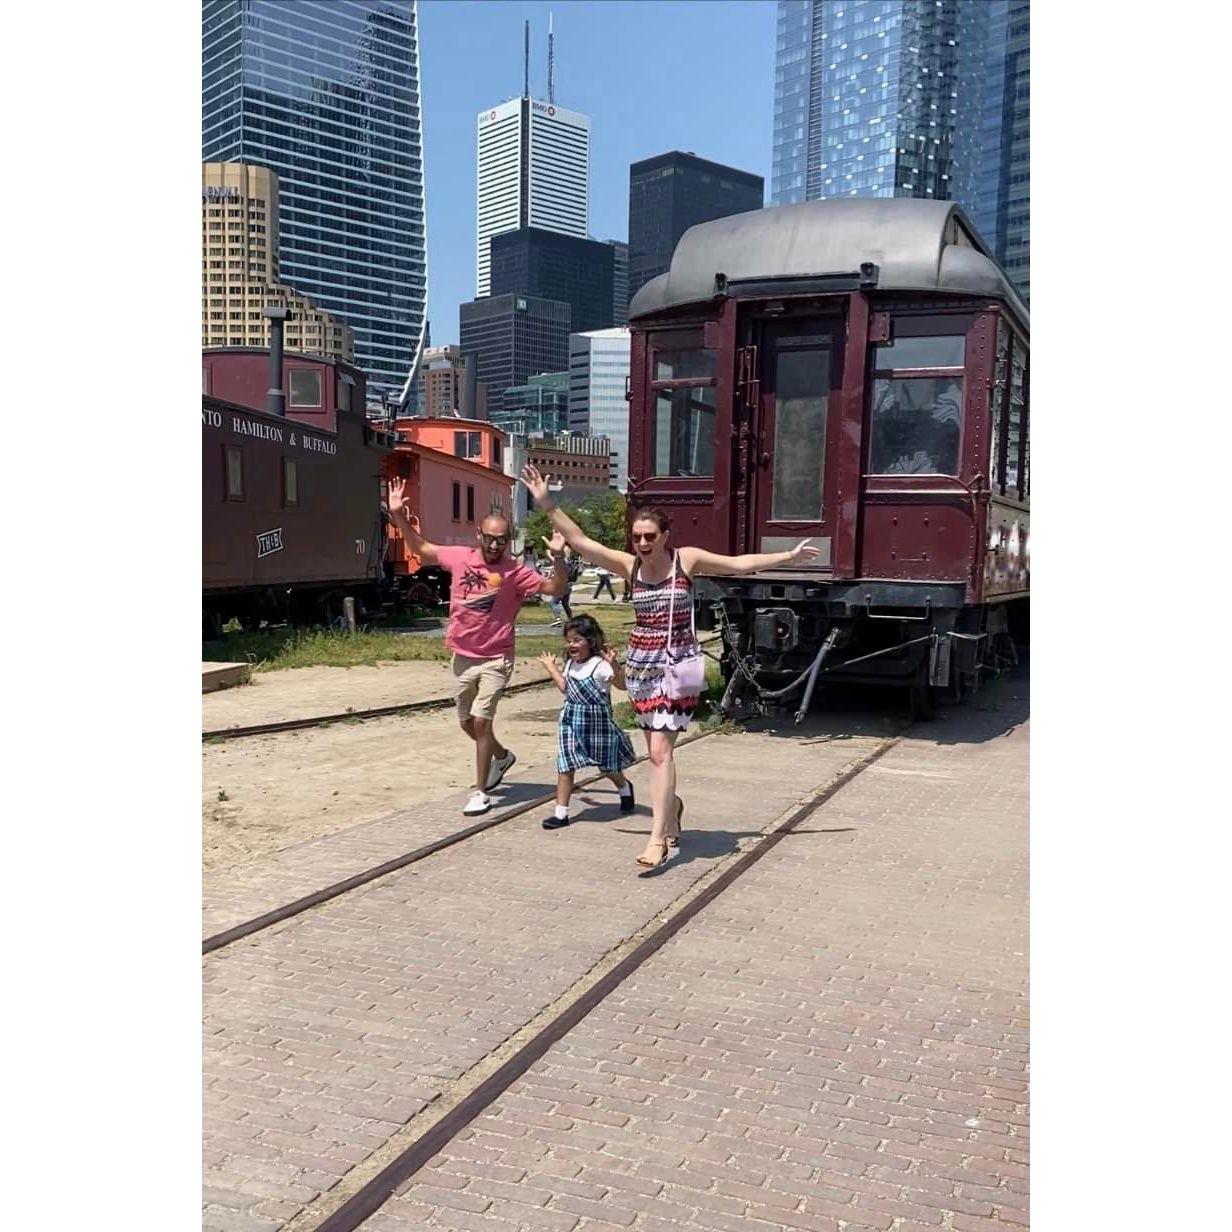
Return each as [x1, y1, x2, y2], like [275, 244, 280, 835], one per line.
[463, 790, 492, 816]
[485, 749, 517, 791]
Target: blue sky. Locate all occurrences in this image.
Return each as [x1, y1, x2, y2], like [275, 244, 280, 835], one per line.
[418, 0, 778, 345]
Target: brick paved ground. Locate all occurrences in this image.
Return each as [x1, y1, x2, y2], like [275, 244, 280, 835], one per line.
[203, 714, 898, 1231]
[366, 692, 1028, 1232]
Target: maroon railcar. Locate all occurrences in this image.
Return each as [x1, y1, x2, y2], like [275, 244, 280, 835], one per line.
[202, 348, 393, 633]
[626, 199, 1029, 716]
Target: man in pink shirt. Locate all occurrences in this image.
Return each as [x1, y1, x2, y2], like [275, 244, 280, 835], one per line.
[387, 476, 569, 815]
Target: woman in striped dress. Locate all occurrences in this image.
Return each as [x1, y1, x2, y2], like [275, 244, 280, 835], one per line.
[521, 466, 820, 871]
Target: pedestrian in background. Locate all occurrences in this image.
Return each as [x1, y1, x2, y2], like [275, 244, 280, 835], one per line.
[592, 566, 617, 601]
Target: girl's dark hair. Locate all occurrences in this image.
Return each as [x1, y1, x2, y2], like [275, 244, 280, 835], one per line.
[563, 614, 605, 658]
[631, 506, 671, 533]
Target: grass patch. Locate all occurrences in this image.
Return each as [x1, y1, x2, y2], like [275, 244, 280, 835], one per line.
[203, 628, 456, 671]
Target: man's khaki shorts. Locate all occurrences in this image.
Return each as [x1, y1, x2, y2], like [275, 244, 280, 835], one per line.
[451, 653, 515, 722]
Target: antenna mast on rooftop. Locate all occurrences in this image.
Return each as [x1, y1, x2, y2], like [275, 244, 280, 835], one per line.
[523, 20, 530, 99]
[547, 12, 555, 104]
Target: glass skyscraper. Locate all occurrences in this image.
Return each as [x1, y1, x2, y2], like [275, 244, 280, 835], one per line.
[202, 0, 428, 406]
[771, 0, 1027, 299]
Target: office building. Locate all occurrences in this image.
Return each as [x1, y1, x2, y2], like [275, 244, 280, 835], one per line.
[568, 327, 631, 490]
[489, 227, 614, 334]
[771, 0, 1028, 298]
[202, 162, 354, 360]
[607, 241, 629, 327]
[491, 372, 569, 438]
[476, 95, 590, 297]
[202, 0, 428, 406]
[417, 345, 488, 418]
[459, 294, 570, 417]
[527, 434, 616, 503]
[627, 152, 764, 306]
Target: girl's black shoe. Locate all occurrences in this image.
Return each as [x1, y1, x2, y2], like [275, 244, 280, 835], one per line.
[542, 814, 571, 830]
[619, 784, 635, 814]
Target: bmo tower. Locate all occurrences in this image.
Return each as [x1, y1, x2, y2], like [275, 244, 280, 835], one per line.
[475, 96, 590, 297]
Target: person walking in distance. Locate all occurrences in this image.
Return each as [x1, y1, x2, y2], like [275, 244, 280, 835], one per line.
[387, 475, 570, 815]
[521, 464, 819, 869]
[591, 566, 617, 601]
[536, 614, 636, 829]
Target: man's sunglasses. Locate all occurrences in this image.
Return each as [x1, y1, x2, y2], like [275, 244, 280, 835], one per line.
[481, 534, 510, 546]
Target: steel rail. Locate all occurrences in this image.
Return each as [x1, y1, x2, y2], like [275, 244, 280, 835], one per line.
[308, 732, 903, 1232]
[202, 728, 719, 956]
[201, 677, 555, 742]
[203, 634, 722, 742]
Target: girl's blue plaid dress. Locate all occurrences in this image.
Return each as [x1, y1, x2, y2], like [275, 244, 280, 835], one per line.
[557, 658, 636, 774]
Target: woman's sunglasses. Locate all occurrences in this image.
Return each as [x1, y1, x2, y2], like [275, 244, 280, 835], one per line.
[631, 531, 659, 542]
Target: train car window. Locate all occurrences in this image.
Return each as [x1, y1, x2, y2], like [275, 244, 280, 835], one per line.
[654, 349, 717, 381]
[451, 482, 461, 521]
[453, 431, 482, 459]
[654, 387, 716, 477]
[336, 376, 352, 413]
[282, 459, 298, 508]
[869, 379, 962, 476]
[492, 436, 502, 466]
[772, 347, 831, 520]
[224, 446, 244, 500]
[872, 334, 965, 370]
[1006, 341, 1027, 496]
[466, 485, 475, 523]
[288, 369, 322, 407]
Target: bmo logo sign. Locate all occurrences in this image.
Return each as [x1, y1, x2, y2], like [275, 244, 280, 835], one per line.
[532, 101, 556, 117]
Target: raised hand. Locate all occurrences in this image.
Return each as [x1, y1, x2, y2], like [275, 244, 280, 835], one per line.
[789, 539, 821, 564]
[543, 531, 567, 555]
[388, 475, 408, 516]
[520, 464, 552, 505]
[601, 644, 621, 667]
[537, 652, 560, 674]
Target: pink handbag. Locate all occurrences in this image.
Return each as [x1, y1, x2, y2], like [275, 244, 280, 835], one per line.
[663, 553, 706, 699]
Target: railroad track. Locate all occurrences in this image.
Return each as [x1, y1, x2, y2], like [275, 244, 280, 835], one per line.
[276, 728, 905, 1232]
[202, 675, 556, 742]
[202, 724, 723, 955]
[202, 635, 722, 742]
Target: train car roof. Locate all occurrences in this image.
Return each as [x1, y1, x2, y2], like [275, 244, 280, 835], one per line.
[629, 198, 1028, 328]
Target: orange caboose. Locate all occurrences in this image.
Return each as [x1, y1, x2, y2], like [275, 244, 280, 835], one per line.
[381, 417, 514, 604]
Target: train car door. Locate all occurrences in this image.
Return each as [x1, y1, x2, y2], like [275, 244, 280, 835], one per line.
[746, 317, 847, 571]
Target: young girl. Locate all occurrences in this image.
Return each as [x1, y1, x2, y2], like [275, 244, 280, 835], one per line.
[537, 614, 637, 830]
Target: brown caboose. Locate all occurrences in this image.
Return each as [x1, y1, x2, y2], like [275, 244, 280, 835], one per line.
[626, 198, 1029, 718]
[201, 340, 393, 634]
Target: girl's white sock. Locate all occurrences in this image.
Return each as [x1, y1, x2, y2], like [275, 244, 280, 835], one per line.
[554, 804, 569, 820]
[618, 781, 633, 798]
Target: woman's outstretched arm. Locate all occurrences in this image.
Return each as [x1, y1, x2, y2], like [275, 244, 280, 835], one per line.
[679, 540, 820, 578]
[520, 465, 635, 579]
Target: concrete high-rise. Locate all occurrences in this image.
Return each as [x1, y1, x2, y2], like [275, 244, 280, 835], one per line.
[475, 96, 590, 297]
[459, 294, 570, 417]
[202, 162, 354, 361]
[202, 0, 428, 407]
[626, 152, 764, 307]
[771, 0, 1028, 298]
[568, 328, 631, 490]
[489, 227, 614, 334]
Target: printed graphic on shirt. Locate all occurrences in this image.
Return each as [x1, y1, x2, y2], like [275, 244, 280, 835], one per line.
[458, 563, 503, 614]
